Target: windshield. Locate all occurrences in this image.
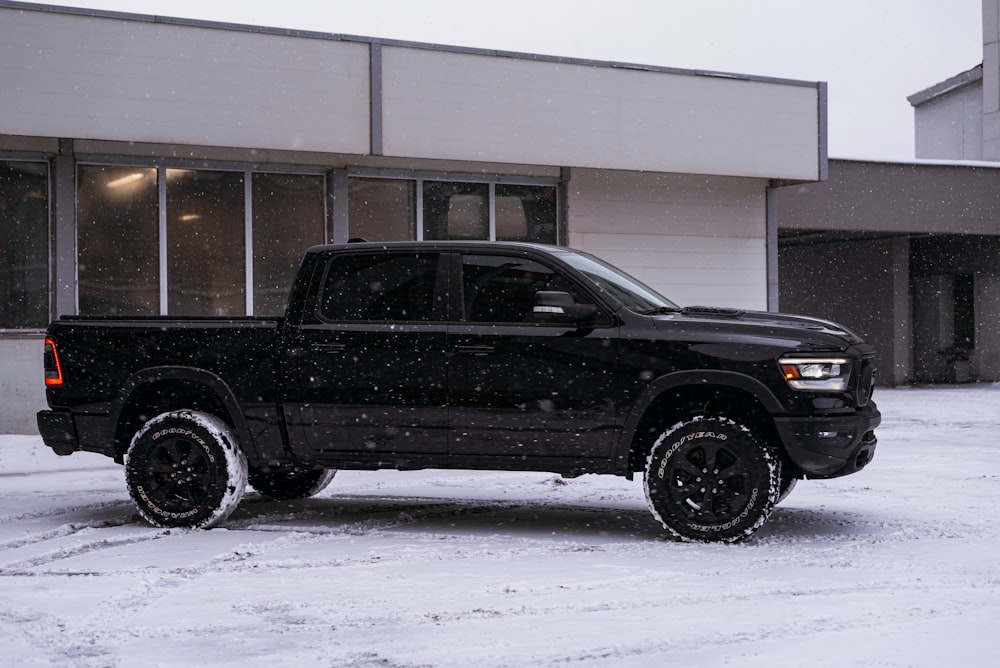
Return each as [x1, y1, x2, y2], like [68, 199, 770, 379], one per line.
[560, 251, 679, 313]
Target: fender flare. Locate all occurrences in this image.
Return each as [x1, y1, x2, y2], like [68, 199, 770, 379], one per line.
[612, 369, 784, 475]
[109, 366, 258, 461]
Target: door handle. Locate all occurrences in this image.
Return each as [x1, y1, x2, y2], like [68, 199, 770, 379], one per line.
[455, 344, 495, 356]
[311, 342, 347, 353]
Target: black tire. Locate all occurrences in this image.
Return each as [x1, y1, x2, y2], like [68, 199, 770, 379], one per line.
[644, 416, 780, 542]
[248, 466, 336, 500]
[125, 410, 248, 529]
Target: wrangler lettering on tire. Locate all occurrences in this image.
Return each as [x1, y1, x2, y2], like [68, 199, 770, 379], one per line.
[125, 410, 248, 529]
[644, 416, 780, 542]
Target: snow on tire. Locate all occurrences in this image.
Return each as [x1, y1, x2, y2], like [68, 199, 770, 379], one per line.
[644, 416, 780, 543]
[125, 410, 248, 529]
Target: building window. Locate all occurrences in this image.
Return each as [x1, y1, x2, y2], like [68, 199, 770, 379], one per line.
[423, 181, 490, 240]
[252, 173, 326, 315]
[78, 164, 326, 317]
[166, 169, 246, 316]
[0, 161, 48, 328]
[347, 178, 415, 242]
[78, 166, 159, 315]
[348, 175, 558, 244]
[495, 184, 557, 244]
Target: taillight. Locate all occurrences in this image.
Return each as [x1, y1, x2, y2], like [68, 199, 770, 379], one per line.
[44, 338, 64, 386]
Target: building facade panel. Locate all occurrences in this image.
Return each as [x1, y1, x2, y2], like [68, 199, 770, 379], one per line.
[0, 7, 371, 153]
[572, 232, 766, 310]
[567, 169, 767, 310]
[913, 83, 984, 160]
[381, 47, 821, 180]
[0, 338, 46, 434]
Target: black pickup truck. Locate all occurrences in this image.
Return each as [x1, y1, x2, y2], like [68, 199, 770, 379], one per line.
[37, 241, 880, 542]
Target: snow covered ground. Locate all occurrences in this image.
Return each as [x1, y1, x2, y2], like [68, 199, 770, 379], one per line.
[2, 385, 998, 667]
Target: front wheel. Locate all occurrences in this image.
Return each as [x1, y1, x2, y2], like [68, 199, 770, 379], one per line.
[644, 416, 780, 543]
[125, 410, 248, 529]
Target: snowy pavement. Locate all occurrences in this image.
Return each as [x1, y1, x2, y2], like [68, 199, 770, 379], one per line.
[2, 385, 999, 667]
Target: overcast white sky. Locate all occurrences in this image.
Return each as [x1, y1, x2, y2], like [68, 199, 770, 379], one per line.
[54, 0, 984, 161]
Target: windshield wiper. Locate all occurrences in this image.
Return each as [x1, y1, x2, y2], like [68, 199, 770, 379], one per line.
[641, 306, 682, 315]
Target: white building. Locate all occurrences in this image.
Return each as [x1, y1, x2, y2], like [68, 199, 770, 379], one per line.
[0, 2, 826, 433]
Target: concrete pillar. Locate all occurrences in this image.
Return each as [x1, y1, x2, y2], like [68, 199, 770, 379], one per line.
[981, 0, 1000, 159]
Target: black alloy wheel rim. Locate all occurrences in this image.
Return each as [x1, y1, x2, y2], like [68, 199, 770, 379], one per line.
[665, 440, 752, 524]
[143, 437, 213, 512]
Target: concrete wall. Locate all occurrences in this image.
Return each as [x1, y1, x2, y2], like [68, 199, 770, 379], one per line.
[0, 337, 46, 434]
[779, 237, 910, 385]
[567, 169, 768, 310]
[976, 275, 1000, 379]
[983, 0, 1000, 160]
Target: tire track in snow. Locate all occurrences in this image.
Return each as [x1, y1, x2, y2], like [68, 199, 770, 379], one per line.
[539, 590, 1000, 666]
[0, 498, 133, 525]
[0, 527, 172, 575]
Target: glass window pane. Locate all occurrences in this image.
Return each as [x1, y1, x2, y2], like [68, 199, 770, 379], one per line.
[423, 181, 488, 240]
[252, 173, 325, 315]
[348, 178, 415, 241]
[167, 169, 245, 316]
[495, 184, 557, 244]
[77, 165, 159, 316]
[0, 161, 48, 328]
[461, 254, 583, 323]
[319, 253, 439, 322]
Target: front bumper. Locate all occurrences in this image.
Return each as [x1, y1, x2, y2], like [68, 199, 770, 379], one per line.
[774, 402, 881, 479]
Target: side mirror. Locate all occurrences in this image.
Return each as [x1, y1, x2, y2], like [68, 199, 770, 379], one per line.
[532, 291, 599, 326]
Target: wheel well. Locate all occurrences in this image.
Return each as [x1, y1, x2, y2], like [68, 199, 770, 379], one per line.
[628, 385, 783, 475]
[114, 380, 234, 462]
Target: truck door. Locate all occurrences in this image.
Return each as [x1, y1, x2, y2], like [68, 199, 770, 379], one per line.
[447, 252, 619, 459]
[282, 251, 449, 455]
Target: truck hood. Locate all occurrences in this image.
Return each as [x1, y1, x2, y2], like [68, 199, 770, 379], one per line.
[648, 305, 864, 348]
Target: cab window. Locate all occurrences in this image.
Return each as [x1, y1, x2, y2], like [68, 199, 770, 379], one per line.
[318, 253, 440, 322]
[460, 254, 590, 323]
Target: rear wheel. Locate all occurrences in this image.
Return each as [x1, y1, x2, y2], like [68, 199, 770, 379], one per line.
[644, 416, 780, 542]
[125, 410, 247, 529]
[248, 466, 336, 500]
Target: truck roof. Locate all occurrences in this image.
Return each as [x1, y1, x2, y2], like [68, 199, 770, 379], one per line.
[306, 240, 575, 255]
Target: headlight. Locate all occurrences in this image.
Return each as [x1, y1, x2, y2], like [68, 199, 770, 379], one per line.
[778, 357, 852, 391]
